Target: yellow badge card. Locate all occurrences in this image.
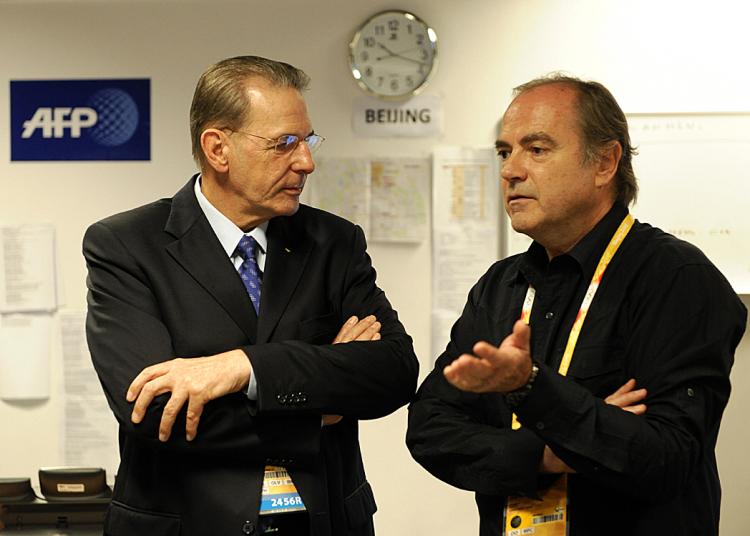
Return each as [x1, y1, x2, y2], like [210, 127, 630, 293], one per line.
[503, 474, 568, 536]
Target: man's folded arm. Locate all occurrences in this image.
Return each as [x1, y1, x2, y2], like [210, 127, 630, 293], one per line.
[84, 221, 321, 455]
[514, 264, 746, 503]
[248, 225, 419, 420]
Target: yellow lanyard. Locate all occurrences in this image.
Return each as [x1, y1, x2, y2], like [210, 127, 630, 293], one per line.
[511, 213, 634, 430]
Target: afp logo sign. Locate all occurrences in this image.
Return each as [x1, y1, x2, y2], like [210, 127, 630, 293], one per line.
[11, 79, 150, 161]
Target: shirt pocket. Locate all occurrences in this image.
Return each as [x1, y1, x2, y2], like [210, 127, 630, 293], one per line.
[105, 500, 181, 535]
[566, 343, 625, 397]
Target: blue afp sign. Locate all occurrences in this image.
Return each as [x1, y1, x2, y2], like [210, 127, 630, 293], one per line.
[10, 79, 150, 161]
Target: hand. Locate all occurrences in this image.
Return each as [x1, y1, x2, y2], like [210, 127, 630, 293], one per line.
[322, 414, 343, 426]
[126, 349, 251, 442]
[540, 445, 575, 474]
[332, 315, 381, 343]
[444, 320, 533, 393]
[605, 378, 647, 415]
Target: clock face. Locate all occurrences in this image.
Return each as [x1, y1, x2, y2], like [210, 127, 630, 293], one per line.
[349, 10, 437, 99]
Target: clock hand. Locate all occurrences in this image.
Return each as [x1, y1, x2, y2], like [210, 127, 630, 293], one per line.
[375, 41, 429, 65]
[391, 45, 422, 56]
[374, 40, 429, 66]
[376, 42, 398, 57]
[375, 53, 428, 66]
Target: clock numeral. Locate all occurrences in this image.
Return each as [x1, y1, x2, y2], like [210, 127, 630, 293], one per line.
[378, 76, 384, 87]
[361, 51, 369, 61]
[374, 25, 385, 35]
[388, 19, 399, 31]
[405, 75, 414, 87]
[389, 32, 397, 41]
[364, 36, 375, 48]
[365, 66, 373, 77]
[407, 24, 413, 34]
[416, 34, 425, 45]
[418, 64, 427, 75]
[420, 48, 429, 61]
[390, 79, 399, 92]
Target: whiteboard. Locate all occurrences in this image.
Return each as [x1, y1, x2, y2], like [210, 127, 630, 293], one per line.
[628, 113, 750, 294]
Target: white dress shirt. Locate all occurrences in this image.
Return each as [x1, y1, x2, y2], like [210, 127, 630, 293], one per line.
[193, 176, 265, 399]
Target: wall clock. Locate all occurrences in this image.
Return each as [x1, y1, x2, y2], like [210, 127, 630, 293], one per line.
[349, 10, 438, 100]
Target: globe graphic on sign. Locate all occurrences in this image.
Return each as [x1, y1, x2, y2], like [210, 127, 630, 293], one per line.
[87, 88, 139, 146]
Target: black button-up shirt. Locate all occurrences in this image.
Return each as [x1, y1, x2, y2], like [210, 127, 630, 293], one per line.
[407, 203, 747, 536]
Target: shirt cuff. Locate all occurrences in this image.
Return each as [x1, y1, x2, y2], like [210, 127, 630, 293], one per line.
[246, 368, 258, 400]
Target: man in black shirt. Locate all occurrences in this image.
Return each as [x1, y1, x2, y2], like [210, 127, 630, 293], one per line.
[406, 75, 747, 535]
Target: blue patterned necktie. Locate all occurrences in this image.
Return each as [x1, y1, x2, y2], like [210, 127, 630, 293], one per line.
[235, 235, 262, 314]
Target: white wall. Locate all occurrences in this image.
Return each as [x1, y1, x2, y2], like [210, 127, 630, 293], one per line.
[0, 0, 748, 534]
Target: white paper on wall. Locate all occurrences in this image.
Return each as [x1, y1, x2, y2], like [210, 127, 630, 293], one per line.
[59, 310, 119, 480]
[431, 146, 500, 358]
[309, 157, 372, 235]
[0, 312, 52, 400]
[0, 224, 57, 313]
[628, 113, 750, 293]
[370, 158, 430, 243]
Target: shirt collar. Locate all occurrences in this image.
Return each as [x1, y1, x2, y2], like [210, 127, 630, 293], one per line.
[511, 202, 629, 286]
[567, 202, 629, 280]
[193, 175, 268, 257]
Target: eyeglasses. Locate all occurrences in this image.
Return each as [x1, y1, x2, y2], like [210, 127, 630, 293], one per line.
[230, 130, 325, 155]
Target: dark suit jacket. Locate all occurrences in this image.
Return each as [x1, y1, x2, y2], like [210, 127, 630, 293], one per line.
[83, 177, 418, 536]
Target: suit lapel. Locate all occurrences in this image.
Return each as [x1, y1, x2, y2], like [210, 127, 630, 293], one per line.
[257, 212, 313, 343]
[164, 177, 258, 342]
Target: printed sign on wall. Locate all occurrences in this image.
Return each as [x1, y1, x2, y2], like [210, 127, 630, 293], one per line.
[10, 79, 150, 161]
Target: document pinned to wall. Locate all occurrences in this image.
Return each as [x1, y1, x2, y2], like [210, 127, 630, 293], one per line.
[628, 113, 750, 293]
[431, 146, 500, 357]
[59, 310, 119, 479]
[309, 158, 371, 235]
[370, 158, 429, 243]
[0, 313, 52, 400]
[0, 224, 57, 313]
[309, 157, 430, 243]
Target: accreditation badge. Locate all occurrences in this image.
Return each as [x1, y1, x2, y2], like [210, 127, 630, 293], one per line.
[503, 474, 568, 536]
[259, 465, 306, 515]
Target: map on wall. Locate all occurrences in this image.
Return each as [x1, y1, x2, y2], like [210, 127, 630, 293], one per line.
[627, 113, 750, 294]
[308, 157, 430, 243]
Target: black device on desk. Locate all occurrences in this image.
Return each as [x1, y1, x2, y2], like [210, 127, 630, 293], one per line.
[0, 468, 110, 533]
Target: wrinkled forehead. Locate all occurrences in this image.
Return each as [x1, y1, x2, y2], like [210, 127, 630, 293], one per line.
[242, 79, 310, 130]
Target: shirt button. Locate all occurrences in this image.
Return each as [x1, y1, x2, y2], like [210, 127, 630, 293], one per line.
[687, 388, 695, 397]
[545, 312, 554, 319]
[242, 521, 255, 535]
[535, 422, 545, 430]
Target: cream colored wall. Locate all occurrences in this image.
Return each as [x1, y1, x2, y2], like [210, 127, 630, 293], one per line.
[0, 0, 748, 534]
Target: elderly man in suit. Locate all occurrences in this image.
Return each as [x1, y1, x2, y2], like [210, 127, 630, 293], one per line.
[84, 55, 418, 536]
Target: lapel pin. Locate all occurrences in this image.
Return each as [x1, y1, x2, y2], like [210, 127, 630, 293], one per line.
[284, 247, 291, 253]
